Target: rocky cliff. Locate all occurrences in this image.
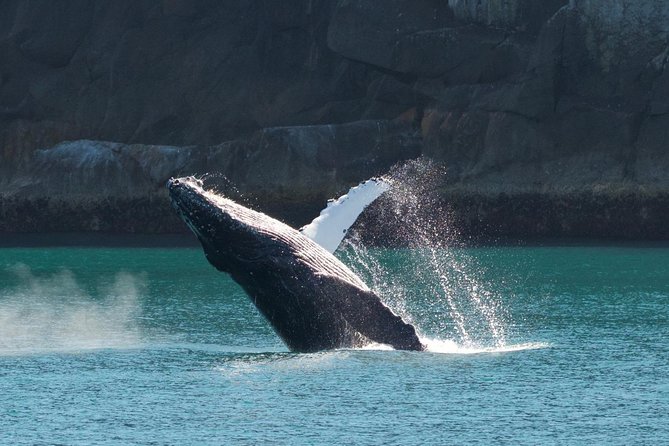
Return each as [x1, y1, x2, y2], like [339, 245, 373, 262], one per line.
[1, 1, 668, 238]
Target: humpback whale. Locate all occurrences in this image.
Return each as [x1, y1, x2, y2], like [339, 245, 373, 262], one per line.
[167, 177, 424, 352]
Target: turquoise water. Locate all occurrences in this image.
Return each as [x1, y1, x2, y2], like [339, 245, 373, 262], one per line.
[1, 244, 668, 444]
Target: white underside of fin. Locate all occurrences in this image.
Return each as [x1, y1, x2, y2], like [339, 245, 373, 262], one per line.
[300, 178, 390, 253]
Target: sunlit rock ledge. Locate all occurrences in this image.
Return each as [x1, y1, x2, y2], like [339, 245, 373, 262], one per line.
[0, 120, 420, 232]
[3, 127, 668, 239]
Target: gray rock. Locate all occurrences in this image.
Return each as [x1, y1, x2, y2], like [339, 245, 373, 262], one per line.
[0, 0, 402, 164]
[328, 0, 510, 79]
[0, 120, 420, 231]
[448, 0, 567, 33]
[2, 0, 669, 238]
[327, 0, 455, 71]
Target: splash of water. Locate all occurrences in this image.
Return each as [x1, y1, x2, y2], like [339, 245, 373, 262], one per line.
[0, 264, 145, 355]
[358, 338, 548, 354]
[422, 338, 548, 354]
[340, 158, 511, 349]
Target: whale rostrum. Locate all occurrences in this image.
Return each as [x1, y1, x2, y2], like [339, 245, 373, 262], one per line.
[168, 176, 425, 352]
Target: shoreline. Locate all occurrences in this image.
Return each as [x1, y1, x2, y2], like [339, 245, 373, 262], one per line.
[2, 232, 669, 249]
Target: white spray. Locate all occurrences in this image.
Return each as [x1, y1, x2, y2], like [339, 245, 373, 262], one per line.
[0, 264, 145, 355]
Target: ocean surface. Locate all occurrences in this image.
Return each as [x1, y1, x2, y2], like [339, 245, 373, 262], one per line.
[1, 241, 668, 445]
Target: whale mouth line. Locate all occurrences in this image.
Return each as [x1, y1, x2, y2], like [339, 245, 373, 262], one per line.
[167, 176, 215, 239]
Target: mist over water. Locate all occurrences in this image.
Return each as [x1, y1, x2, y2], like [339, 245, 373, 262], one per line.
[0, 264, 145, 354]
[340, 158, 512, 350]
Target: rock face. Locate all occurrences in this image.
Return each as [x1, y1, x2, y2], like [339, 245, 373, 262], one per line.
[1, 0, 668, 238]
[448, 0, 567, 32]
[0, 1, 407, 166]
[329, 0, 669, 239]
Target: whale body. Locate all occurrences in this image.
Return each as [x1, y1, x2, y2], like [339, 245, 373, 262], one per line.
[167, 177, 424, 352]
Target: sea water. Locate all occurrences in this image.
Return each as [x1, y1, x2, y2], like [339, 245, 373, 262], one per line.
[0, 243, 668, 445]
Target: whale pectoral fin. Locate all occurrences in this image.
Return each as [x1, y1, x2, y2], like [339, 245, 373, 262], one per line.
[338, 287, 424, 351]
[300, 178, 390, 253]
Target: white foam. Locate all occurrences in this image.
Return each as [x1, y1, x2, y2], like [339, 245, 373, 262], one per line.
[359, 342, 395, 351]
[422, 337, 550, 354]
[300, 178, 390, 253]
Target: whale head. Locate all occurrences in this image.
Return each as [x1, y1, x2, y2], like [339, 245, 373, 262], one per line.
[167, 176, 220, 240]
[167, 176, 293, 272]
